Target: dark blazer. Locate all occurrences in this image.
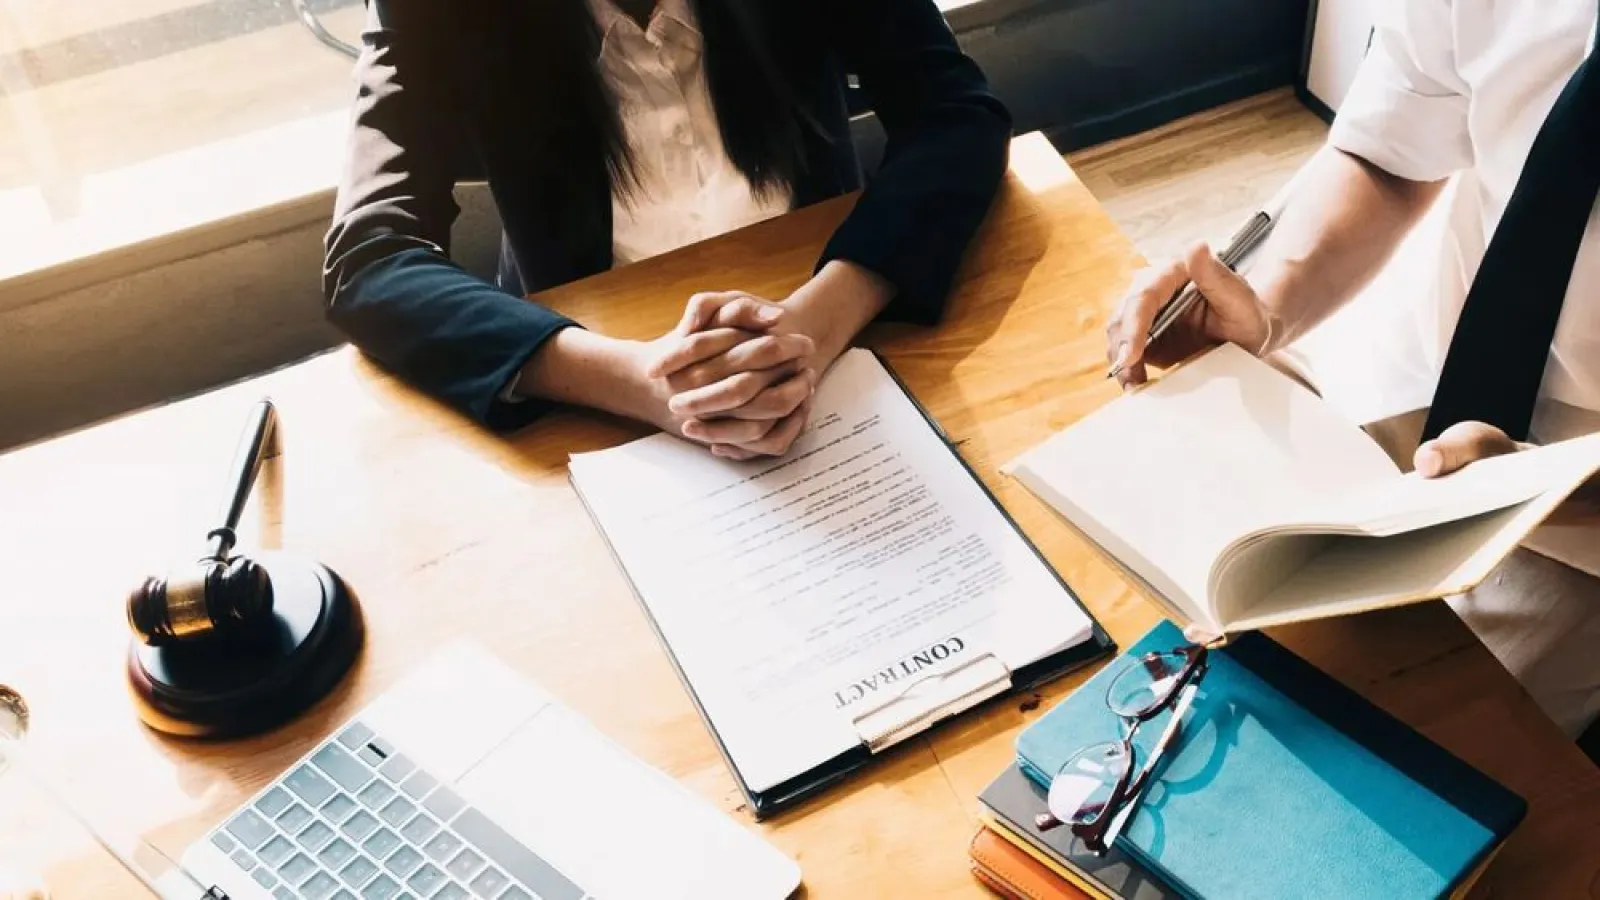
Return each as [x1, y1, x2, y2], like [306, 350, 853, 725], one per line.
[324, 0, 1012, 432]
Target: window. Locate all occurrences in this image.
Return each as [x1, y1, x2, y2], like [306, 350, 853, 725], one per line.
[0, 0, 1007, 287]
[0, 0, 364, 283]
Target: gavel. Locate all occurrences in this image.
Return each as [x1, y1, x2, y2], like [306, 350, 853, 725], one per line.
[122, 399, 361, 739]
[126, 400, 278, 647]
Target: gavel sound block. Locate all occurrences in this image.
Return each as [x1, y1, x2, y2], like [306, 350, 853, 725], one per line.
[125, 400, 363, 739]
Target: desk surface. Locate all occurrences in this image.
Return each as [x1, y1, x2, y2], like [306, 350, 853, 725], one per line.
[2, 134, 1598, 898]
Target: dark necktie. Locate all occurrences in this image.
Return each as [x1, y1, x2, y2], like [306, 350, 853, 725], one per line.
[1422, 39, 1600, 443]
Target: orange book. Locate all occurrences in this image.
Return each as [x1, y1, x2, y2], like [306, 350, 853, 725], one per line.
[970, 826, 1093, 900]
[976, 812, 1114, 900]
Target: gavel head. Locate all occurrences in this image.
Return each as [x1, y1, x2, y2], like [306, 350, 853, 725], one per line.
[126, 555, 275, 647]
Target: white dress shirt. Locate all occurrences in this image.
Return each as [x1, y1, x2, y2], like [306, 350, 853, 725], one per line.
[589, 0, 793, 266]
[1304, 0, 1600, 577]
[499, 0, 793, 402]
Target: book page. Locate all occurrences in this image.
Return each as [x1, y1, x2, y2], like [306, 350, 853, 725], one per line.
[1005, 344, 1398, 628]
[569, 350, 1094, 794]
[1218, 504, 1536, 632]
[1287, 432, 1600, 537]
[1212, 433, 1600, 630]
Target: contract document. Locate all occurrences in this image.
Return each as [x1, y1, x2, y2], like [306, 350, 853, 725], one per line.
[569, 349, 1109, 816]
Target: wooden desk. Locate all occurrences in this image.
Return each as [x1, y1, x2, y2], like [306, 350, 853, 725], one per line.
[2, 134, 1597, 898]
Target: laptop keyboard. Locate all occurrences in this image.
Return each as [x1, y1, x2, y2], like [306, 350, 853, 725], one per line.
[205, 721, 590, 900]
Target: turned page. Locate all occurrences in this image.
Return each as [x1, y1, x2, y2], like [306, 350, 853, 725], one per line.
[1005, 344, 1399, 630]
[1280, 432, 1600, 537]
[1211, 431, 1600, 631]
[569, 349, 1093, 794]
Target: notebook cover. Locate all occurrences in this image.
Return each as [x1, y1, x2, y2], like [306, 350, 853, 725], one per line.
[970, 826, 1094, 900]
[979, 764, 1183, 900]
[1015, 621, 1527, 900]
[572, 352, 1114, 819]
[972, 865, 1029, 900]
[977, 813, 1116, 900]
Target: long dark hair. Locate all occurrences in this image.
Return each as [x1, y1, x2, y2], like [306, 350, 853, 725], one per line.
[456, 0, 812, 203]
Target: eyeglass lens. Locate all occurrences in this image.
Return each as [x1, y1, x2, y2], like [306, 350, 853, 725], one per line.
[1106, 650, 1190, 718]
[1046, 741, 1132, 827]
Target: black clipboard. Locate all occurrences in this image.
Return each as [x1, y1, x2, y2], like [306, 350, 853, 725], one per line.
[571, 351, 1114, 819]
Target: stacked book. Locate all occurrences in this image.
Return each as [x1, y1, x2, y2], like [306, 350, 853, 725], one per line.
[971, 763, 1178, 900]
[969, 621, 1527, 900]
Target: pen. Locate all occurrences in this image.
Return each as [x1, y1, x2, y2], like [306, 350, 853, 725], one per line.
[1107, 175, 1297, 380]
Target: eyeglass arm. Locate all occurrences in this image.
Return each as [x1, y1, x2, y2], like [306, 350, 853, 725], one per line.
[1101, 681, 1200, 850]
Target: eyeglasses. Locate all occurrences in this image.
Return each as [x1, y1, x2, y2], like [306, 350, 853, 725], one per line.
[1035, 644, 1209, 855]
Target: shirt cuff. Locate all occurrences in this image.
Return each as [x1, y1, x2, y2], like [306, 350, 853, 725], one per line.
[498, 369, 525, 404]
[482, 321, 582, 432]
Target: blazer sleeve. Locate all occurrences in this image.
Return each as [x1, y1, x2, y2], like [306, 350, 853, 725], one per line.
[323, 0, 574, 432]
[818, 0, 1012, 325]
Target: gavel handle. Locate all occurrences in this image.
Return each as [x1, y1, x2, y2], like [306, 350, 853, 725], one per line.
[207, 399, 278, 560]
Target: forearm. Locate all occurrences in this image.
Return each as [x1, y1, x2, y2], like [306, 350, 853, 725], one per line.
[782, 260, 893, 367]
[1249, 147, 1446, 351]
[327, 248, 577, 430]
[823, 0, 1011, 324]
[515, 327, 657, 422]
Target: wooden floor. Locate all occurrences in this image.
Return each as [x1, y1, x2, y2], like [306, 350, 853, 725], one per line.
[1068, 88, 1329, 265]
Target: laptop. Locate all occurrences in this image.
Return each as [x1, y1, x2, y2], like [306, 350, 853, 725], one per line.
[174, 643, 801, 900]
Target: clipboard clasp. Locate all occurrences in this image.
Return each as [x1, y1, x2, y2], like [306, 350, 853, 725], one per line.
[848, 651, 1013, 753]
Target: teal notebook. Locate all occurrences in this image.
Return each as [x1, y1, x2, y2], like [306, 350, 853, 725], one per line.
[1016, 621, 1526, 900]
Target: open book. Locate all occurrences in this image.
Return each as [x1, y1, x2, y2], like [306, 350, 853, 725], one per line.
[1005, 344, 1600, 636]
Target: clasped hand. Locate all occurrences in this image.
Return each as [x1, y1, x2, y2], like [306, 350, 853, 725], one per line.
[646, 292, 820, 460]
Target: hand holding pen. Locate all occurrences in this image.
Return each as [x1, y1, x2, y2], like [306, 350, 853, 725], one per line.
[1104, 177, 1297, 388]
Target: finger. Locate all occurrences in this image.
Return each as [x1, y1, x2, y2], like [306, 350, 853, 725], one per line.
[1179, 242, 1267, 351]
[730, 399, 813, 457]
[676, 292, 735, 334]
[667, 333, 814, 392]
[649, 328, 756, 377]
[1140, 244, 1267, 370]
[711, 444, 758, 461]
[682, 416, 777, 445]
[1413, 421, 1521, 477]
[1141, 292, 1226, 370]
[1182, 623, 1225, 646]
[1117, 360, 1148, 392]
[1105, 267, 1159, 366]
[707, 296, 785, 332]
[1182, 242, 1255, 315]
[670, 360, 802, 417]
[726, 368, 815, 420]
[1108, 262, 1191, 374]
